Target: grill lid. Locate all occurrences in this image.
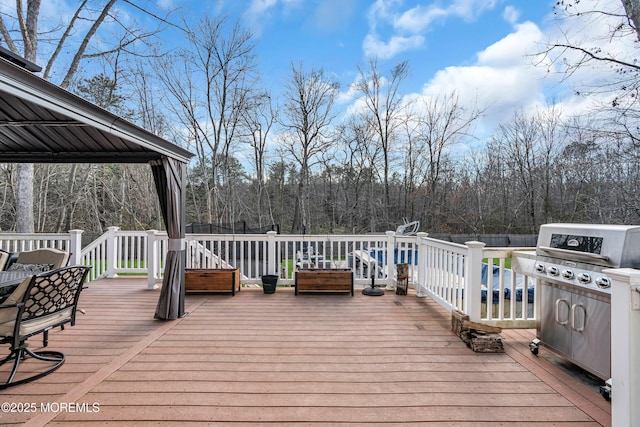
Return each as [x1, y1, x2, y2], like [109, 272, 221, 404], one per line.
[536, 223, 640, 268]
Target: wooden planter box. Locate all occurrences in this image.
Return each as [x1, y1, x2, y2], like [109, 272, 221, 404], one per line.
[185, 268, 241, 296]
[295, 268, 354, 296]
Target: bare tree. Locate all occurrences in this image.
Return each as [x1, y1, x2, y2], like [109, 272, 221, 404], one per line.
[536, 104, 564, 223]
[539, 1, 640, 133]
[241, 92, 277, 228]
[492, 110, 542, 232]
[398, 116, 426, 222]
[335, 116, 383, 232]
[353, 59, 409, 227]
[157, 16, 257, 225]
[280, 62, 339, 233]
[539, 1, 639, 79]
[410, 92, 481, 228]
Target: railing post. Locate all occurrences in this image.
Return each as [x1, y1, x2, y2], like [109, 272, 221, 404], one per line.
[68, 229, 83, 266]
[385, 231, 396, 289]
[105, 226, 119, 278]
[147, 230, 159, 290]
[464, 241, 486, 322]
[604, 267, 640, 427]
[415, 232, 428, 296]
[267, 231, 277, 276]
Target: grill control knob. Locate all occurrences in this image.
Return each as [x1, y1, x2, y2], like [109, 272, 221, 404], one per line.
[577, 273, 592, 284]
[535, 263, 545, 273]
[562, 270, 574, 280]
[595, 277, 611, 289]
[548, 266, 559, 276]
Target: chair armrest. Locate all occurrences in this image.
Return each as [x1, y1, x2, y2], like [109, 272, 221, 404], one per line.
[0, 302, 23, 310]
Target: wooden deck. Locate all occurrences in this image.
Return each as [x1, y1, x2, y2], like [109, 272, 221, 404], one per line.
[1, 278, 611, 426]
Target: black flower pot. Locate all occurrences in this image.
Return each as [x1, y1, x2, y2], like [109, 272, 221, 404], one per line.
[261, 274, 278, 294]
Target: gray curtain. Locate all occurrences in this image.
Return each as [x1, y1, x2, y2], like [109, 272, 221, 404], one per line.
[150, 157, 186, 320]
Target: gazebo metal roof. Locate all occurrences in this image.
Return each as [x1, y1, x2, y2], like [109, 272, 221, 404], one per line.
[0, 56, 192, 164]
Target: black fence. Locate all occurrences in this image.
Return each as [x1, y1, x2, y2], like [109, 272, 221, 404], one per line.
[428, 234, 538, 247]
[187, 221, 279, 234]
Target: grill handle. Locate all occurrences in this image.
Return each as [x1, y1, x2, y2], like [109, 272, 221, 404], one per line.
[537, 246, 610, 263]
[555, 298, 570, 326]
[571, 303, 586, 332]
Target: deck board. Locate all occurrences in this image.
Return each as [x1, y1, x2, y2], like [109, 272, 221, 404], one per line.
[0, 278, 610, 426]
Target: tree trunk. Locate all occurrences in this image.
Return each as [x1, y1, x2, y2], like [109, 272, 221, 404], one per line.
[622, 0, 640, 41]
[16, 164, 34, 232]
[13, 0, 40, 233]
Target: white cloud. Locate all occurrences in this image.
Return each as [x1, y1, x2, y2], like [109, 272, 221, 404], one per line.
[366, 0, 402, 32]
[249, 0, 279, 13]
[502, 6, 520, 25]
[243, 0, 279, 36]
[394, 0, 498, 33]
[241, 0, 306, 36]
[393, 4, 447, 34]
[477, 22, 542, 67]
[362, 33, 425, 60]
[314, 0, 358, 32]
[418, 18, 549, 137]
[363, 0, 500, 60]
[157, 0, 176, 9]
[448, 0, 498, 21]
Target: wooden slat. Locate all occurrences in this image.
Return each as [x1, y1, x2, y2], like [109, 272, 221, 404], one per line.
[0, 278, 610, 426]
[185, 268, 240, 294]
[295, 269, 353, 295]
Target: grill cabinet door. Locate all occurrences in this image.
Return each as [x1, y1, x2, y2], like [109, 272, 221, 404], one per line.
[540, 282, 572, 357]
[570, 292, 611, 379]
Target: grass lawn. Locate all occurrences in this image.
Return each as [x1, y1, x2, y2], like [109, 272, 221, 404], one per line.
[484, 257, 512, 269]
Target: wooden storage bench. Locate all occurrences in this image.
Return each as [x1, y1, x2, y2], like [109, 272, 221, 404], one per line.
[295, 268, 354, 296]
[185, 268, 241, 296]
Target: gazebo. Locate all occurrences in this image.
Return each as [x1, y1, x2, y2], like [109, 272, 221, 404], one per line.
[0, 54, 194, 320]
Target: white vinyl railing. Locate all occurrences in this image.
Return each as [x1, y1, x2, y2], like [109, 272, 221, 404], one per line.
[413, 236, 536, 328]
[0, 232, 77, 253]
[0, 227, 536, 327]
[477, 247, 536, 328]
[0, 229, 84, 270]
[0, 228, 536, 326]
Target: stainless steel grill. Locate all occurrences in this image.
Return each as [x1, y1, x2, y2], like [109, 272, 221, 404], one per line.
[530, 223, 640, 383]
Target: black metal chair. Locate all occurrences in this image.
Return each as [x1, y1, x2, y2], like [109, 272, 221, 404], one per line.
[0, 265, 91, 389]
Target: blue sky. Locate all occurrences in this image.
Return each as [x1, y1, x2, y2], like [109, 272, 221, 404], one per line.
[233, 0, 553, 91]
[182, 1, 555, 92]
[154, 0, 577, 140]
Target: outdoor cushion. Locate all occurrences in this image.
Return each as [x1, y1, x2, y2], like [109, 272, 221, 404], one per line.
[0, 307, 74, 338]
[7, 263, 52, 273]
[16, 249, 69, 270]
[0, 276, 32, 324]
[0, 250, 9, 271]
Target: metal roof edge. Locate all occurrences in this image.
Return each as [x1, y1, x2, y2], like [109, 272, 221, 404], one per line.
[0, 58, 194, 163]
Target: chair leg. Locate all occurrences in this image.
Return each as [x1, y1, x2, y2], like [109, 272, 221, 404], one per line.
[0, 347, 23, 385]
[42, 330, 48, 347]
[0, 344, 65, 390]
